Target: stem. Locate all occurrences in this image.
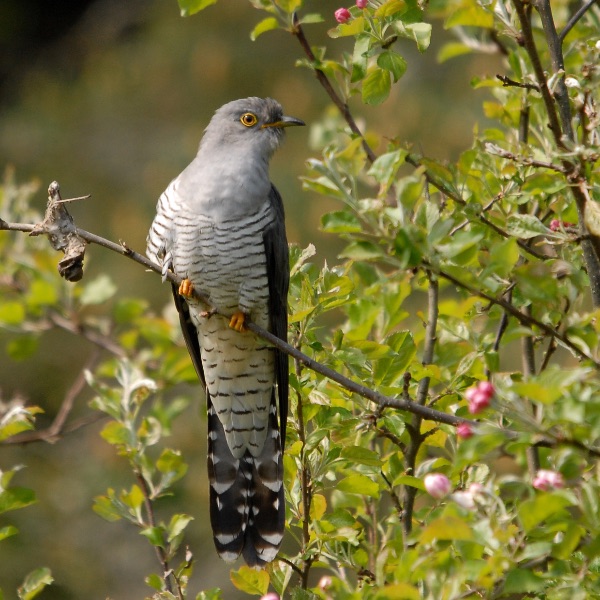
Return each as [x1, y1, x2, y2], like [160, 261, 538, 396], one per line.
[0, 217, 474, 426]
[291, 14, 377, 164]
[511, 0, 565, 147]
[135, 471, 176, 596]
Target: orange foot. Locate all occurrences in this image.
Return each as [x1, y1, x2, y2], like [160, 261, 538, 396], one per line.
[229, 311, 247, 332]
[178, 278, 194, 298]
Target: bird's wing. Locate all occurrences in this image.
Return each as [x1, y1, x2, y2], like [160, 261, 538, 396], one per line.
[171, 283, 206, 387]
[263, 184, 290, 448]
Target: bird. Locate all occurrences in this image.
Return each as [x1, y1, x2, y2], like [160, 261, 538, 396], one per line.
[146, 97, 304, 567]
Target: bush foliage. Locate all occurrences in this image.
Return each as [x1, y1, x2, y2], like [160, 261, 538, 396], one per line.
[1, 0, 600, 598]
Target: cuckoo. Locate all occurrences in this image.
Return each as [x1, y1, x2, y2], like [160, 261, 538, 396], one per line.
[146, 97, 304, 566]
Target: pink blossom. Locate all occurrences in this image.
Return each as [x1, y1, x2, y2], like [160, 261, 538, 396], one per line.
[456, 422, 474, 439]
[260, 594, 280, 600]
[532, 469, 565, 491]
[356, 0, 368, 7]
[465, 381, 495, 414]
[452, 482, 485, 510]
[424, 473, 451, 499]
[334, 7, 352, 23]
[318, 576, 333, 590]
[549, 219, 576, 231]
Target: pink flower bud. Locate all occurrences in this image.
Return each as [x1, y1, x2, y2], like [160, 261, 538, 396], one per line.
[318, 576, 333, 590]
[456, 422, 474, 439]
[477, 381, 495, 397]
[452, 490, 476, 509]
[334, 7, 352, 23]
[465, 381, 494, 414]
[424, 473, 451, 499]
[532, 469, 564, 491]
[550, 219, 576, 231]
[260, 594, 280, 600]
[356, 0, 368, 7]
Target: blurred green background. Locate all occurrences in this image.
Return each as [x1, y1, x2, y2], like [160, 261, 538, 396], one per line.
[0, 0, 500, 597]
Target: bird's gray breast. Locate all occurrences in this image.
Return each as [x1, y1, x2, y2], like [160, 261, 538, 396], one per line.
[171, 199, 273, 318]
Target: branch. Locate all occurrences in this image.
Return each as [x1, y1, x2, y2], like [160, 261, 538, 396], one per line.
[291, 13, 377, 164]
[432, 264, 600, 367]
[511, 0, 565, 147]
[484, 143, 567, 173]
[0, 211, 472, 430]
[558, 0, 599, 43]
[496, 74, 539, 91]
[1, 353, 105, 445]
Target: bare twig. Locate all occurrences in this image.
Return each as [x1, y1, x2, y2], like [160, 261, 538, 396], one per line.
[1, 353, 104, 445]
[559, 0, 599, 43]
[485, 143, 567, 173]
[496, 74, 539, 91]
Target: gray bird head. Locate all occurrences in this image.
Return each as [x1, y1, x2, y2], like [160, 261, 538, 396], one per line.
[200, 97, 305, 159]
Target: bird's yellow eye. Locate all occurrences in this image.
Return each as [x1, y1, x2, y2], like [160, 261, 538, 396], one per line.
[240, 112, 258, 127]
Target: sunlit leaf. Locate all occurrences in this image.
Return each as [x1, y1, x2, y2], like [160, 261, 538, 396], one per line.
[178, 0, 217, 17]
[0, 487, 36, 514]
[518, 493, 573, 533]
[230, 565, 269, 596]
[17, 567, 53, 600]
[337, 474, 380, 498]
[79, 274, 117, 306]
[362, 66, 391, 105]
[250, 17, 279, 41]
[420, 516, 473, 543]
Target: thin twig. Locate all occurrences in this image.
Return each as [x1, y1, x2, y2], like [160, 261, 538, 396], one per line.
[511, 0, 565, 147]
[291, 14, 377, 164]
[496, 74, 539, 91]
[0, 217, 473, 428]
[1, 352, 103, 445]
[558, 0, 599, 43]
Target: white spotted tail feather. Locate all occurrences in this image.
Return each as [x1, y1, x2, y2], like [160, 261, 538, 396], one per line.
[146, 97, 303, 566]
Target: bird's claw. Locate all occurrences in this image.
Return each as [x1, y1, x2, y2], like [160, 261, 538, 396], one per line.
[229, 311, 247, 332]
[179, 278, 194, 298]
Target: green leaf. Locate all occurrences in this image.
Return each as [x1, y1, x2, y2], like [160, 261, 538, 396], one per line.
[157, 448, 188, 484]
[375, 0, 407, 18]
[178, 0, 217, 17]
[404, 22, 431, 52]
[230, 565, 269, 596]
[351, 34, 370, 83]
[321, 211, 362, 233]
[362, 66, 391, 105]
[420, 516, 473, 543]
[79, 274, 117, 306]
[17, 568, 53, 600]
[329, 16, 365, 39]
[250, 17, 279, 41]
[276, 0, 301, 12]
[0, 487, 37, 514]
[368, 149, 407, 192]
[0, 525, 18, 542]
[337, 474, 380, 498]
[445, 4, 494, 28]
[141, 526, 166, 548]
[518, 493, 573, 533]
[341, 240, 384, 261]
[505, 214, 549, 239]
[92, 494, 122, 522]
[374, 583, 420, 600]
[100, 421, 130, 447]
[502, 568, 546, 594]
[0, 302, 25, 325]
[341, 446, 383, 467]
[377, 50, 407, 82]
[167, 513, 193, 543]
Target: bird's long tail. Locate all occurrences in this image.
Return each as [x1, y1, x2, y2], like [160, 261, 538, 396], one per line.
[207, 391, 284, 567]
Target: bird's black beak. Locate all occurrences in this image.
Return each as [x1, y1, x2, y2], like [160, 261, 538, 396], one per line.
[262, 115, 305, 129]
